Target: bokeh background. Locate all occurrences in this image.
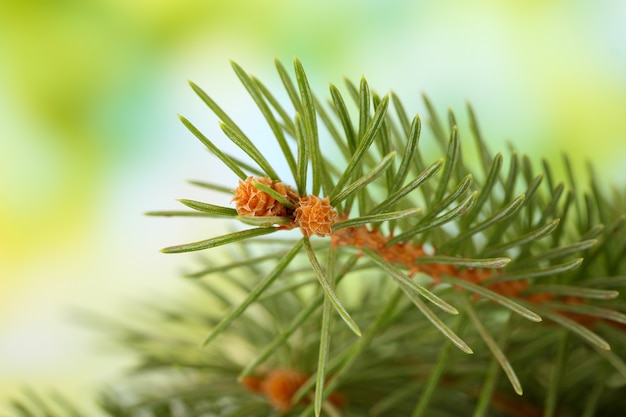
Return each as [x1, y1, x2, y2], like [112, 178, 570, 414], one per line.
[1, 0, 625, 410]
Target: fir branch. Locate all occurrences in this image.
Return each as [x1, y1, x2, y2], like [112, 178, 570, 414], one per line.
[12, 58, 626, 417]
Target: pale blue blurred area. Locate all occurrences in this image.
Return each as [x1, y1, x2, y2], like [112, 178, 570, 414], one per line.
[1, 0, 624, 408]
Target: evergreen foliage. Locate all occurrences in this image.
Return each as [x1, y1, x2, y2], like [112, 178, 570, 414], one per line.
[9, 58, 626, 417]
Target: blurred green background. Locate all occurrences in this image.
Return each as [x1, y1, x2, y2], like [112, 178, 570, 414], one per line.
[1, 0, 625, 408]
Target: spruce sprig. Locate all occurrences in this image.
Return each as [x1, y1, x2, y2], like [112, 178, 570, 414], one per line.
[10, 58, 625, 417]
[145, 58, 626, 413]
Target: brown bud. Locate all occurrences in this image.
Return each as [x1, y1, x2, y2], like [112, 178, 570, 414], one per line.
[294, 195, 337, 237]
[261, 368, 308, 411]
[232, 176, 297, 217]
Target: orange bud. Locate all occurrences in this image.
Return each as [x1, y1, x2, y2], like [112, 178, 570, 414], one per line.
[294, 195, 337, 237]
[232, 176, 297, 217]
